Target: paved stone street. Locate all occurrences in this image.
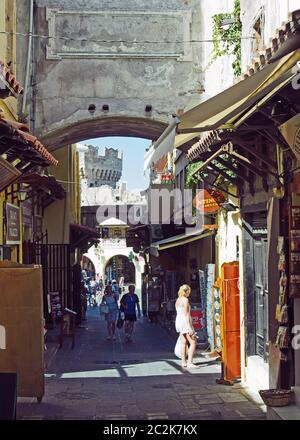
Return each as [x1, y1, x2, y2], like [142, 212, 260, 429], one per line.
[17, 308, 266, 420]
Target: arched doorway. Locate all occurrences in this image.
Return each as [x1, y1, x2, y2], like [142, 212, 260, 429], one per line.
[81, 255, 96, 280]
[105, 254, 135, 284]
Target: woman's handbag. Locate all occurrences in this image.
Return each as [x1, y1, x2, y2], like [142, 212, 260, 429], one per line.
[117, 310, 125, 329]
[100, 303, 109, 315]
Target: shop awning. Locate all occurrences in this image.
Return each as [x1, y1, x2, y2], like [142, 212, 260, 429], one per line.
[187, 73, 295, 162]
[175, 50, 300, 151]
[279, 113, 300, 162]
[18, 172, 66, 208]
[144, 117, 179, 171]
[0, 115, 59, 191]
[151, 228, 214, 251]
[70, 223, 100, 250]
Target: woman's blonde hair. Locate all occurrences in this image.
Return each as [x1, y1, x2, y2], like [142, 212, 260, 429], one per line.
[178, 284, 191, 298]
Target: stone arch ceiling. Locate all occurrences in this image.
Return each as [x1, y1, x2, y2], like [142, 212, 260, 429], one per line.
[41, 116, 168, 152]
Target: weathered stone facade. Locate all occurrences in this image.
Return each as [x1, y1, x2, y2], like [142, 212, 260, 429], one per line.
[83, 146, 122, 189]
[17, 0, 206, 150]
[240, 0, 299, 71]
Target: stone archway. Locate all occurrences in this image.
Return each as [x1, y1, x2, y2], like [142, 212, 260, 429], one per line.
[105, 255, 136, 284]
[85, 245, 145, 300]
[83, 249, 101, 279]
[41, 116, 168, 151]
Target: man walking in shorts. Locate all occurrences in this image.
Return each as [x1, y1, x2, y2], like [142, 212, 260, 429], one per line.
[120, 285, 141, 342]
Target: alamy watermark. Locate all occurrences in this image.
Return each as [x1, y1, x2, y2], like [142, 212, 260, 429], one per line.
[96, 188, 207, 235]
[291, 62, 300, 90]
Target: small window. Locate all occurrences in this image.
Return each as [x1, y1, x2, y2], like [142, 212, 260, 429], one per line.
[252, 10, 265, 57]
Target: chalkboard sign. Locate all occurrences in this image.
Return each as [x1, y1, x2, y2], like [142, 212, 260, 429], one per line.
[48, 291, 62, 325]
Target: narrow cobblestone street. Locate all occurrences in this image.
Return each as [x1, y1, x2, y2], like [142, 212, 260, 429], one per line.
[17, 308, 266, 420]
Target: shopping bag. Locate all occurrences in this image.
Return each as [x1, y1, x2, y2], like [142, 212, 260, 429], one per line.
[174, 336, 182, 359]
[174, 335, 189, 359]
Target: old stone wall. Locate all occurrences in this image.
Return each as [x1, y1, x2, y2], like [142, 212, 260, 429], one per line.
[17, 0, 207, 149]
[240, 0, 299, 71]
[84, 145, 122, 188]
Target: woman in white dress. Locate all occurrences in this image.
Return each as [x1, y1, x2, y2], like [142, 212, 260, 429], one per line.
[175, 284, 198, 369]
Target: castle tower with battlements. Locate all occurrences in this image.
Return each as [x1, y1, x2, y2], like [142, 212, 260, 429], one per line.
[84, 146, 123, 189]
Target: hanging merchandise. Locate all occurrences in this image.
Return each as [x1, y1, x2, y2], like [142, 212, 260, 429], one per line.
[198, 269, 208, 343]
[277, 236, 285, 254]
[279, 273, 288, 306]
[275, 236, 290, 362]
[290, 207, 300, 298]
[205, 264, 215, 352]
[279, 305, 289, 324]
[275, 326, 290, 349]
[278, 253, 286, 272]
[275, 304, 281, 322]
[213, 278, 222, 352]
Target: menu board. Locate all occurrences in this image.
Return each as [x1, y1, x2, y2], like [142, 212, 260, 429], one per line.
[290, 207, 300, 297]
[6, 203, 21, 244]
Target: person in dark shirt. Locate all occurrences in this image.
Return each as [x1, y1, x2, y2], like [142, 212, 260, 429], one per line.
[120, 285, 141, 342]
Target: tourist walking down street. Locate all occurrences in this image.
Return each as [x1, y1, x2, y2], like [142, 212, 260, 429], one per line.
[112, 279, 120, 298]
[175, 284, 198, 369]
[101, 282, 119, 340]
[120, 285, 140, 342]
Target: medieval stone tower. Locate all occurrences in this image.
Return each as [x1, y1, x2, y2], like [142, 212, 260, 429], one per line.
[84, 146, 123, 189]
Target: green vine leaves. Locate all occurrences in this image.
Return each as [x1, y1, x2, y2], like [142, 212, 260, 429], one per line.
[211, 0, 242, 77]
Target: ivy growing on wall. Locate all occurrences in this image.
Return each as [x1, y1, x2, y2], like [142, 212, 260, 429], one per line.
[212, 0, 242, 77]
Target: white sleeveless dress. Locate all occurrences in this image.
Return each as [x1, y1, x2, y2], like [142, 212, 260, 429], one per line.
[175, 300, 194, 334]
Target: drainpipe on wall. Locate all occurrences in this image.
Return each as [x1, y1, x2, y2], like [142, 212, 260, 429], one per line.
[21, 0, 34, 117]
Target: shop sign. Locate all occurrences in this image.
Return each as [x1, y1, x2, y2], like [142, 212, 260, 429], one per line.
[193, 189, 225, 213]
[6, 203, 21, 245]
[190, 309, 204, 330]
[21, 199, 33, 228]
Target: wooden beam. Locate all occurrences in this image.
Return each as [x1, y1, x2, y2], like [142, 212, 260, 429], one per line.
[207, 163, 238, 185]
[177, 124, 274, 134]
[197, 174, 238, 198]
[236, 142, 277, 170]
[231, 150, 267, 179]
[214, 157, 252, 184]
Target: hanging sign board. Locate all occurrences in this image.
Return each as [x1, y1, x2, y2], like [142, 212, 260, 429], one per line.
[6, 203, 21, 245]
[0, 156, 21, 192]
[279, 113, 300, 162]
[193, 189, 225, 213]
